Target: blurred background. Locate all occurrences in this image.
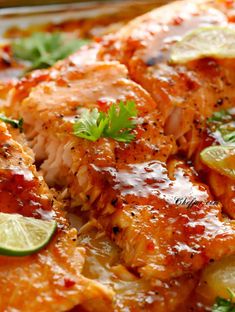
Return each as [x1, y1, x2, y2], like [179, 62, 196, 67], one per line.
[0, 0, 109, 8]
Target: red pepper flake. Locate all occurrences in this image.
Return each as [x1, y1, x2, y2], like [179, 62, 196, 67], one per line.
[135, 127, 144, 139]
[56, 77, 67, 87]
[97, 99, 109, 112]
[225, 0, 233, 7]
[172, 16, 184, 26]
[64, 277, 76, 288]
[3, 44, 11, 54]
[147, 241, 155, 252]
[95, 37, 102, 43]
[228, 15, 235, 23]
[185, 223, 205, 235]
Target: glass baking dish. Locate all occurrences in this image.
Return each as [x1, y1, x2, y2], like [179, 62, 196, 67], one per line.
[0, 0, 172, 37]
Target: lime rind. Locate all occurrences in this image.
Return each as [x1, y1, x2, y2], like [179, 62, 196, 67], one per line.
[200, 145, 235, 180]
[170, 26, 235, 64]
[0, 213, 57, 256]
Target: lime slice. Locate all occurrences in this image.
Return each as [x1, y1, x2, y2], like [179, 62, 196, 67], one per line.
[200, 145, 235, 180]
[0, 213, 56, 256]
[170, 26, 235, 64]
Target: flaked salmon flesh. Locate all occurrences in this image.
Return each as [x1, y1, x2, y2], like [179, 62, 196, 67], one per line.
[0, 121, 112, 311]
[2, 0, 235, 311]
[7, 60, 235, 283]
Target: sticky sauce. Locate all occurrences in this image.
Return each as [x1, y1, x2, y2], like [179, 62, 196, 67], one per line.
[93, 160, 210, 205]
[143, 6, 228, 66]
[0, 167, 53, 219]
[76, 220, 198, 312]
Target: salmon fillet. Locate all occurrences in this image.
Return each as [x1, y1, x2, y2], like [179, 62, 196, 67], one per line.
[66, 0, 235, 221]
[7, 60, 235, 282]
[74, 219, 198, 312]
[97, 0, 235, 155]
[0, 120, 112, 311]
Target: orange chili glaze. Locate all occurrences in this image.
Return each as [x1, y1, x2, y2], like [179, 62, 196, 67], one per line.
[0, 168, 53, 219]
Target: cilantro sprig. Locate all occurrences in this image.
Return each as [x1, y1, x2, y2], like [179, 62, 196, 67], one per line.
[208, 109, 235, 144]
[0, 114, 23, 132]
[73, 101, 137, 143]
[12, 32, 89, 72]
[213, 297, 235, 312]
[212, 289, 235, 312]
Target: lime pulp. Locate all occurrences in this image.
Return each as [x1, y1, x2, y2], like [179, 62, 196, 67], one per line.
[170, 26, 235, 64]
[0, 212, 56, 256]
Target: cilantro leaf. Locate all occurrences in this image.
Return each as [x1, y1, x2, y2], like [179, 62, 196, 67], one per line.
[0, 114, 23, 132]
[212, 297, 235, 312]
[12, 32, 89, 72]
[212, 289, 235, 312]
[73, 101, 137, 143]
[103, 101, 137, 142]
[208, 109, 235, 145]
[73, 108, 107, 142]
[208, 110, 232, 123]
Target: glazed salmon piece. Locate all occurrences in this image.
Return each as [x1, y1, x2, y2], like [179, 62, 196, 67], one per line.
[95, 0, 235, 157]
[7, 60, 235, 281]
[74, 220, 198, 312]
[98, 158, 235, 280]
[80, 0, 235, 218]
[0, 121, 113, 312]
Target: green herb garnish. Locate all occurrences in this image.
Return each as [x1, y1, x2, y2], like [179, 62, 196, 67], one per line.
[73, 101, 137, 143]
[12, 32, 89, 71]
[212, 289, 235, 312]
[0, 114, 23, 132]
[212, 297, 235, 312]
[223, 131, 235, 143]
[207, 109, 235, 144]
[208, 110, 232, 123]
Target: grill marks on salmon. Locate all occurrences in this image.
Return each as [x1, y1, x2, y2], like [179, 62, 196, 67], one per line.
[7, 60, 235, 281]
[0, 121, 113, 311]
